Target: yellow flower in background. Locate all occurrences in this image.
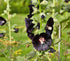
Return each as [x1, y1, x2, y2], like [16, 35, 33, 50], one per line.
[14, 49, 22, 55]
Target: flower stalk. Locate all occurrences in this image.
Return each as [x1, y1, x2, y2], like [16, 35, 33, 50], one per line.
[58, 24, 61, 61]
[38, 0, 42, 29]
[6, 0, 12, 61]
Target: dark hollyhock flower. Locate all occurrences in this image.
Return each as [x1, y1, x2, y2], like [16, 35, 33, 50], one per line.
[27, 14, 34, 18]
[32, 33, 52, 51]
[36, 22, 40, 29]
[0, 17, 7, 26]
[45, 17, 54, 36]
[0, 33, 5, 38]
[29, 4, 34, 14]
[25, 18, 33, 28]
[65, 0, 69, 2]
[14, 28, 19, 33]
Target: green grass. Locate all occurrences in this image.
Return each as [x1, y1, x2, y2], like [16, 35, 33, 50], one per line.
[10, 14, 33, 55]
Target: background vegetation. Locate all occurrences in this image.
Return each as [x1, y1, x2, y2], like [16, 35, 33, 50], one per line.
[0, 0, 70, 61]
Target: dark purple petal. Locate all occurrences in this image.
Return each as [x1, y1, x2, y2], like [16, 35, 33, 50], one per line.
[27, 23, 34, 33]
[29, 4, 34, 14]
[0, 17, 7, 26]
[47, 17, 54, 26]
[45, 27, 53, 36]
[25, 18, 33, 28]
[45, 17, 54, 35]
[49, 48, 56, 53]
[14, 28, 19, 33]
[0, 33, 5, 38]
[27, 32, 34, 39]
[25, 18, 35, 39]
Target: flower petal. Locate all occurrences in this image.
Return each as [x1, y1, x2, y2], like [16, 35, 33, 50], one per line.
[0, 17, 7, 26]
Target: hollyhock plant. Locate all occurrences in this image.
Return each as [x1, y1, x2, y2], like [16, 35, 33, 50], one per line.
[25, 16, 55, 52]
[25, 2, 55, 52]
[0, 17, 7, 26]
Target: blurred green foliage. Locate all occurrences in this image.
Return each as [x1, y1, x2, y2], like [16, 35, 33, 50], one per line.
[0, 0, 31, 14]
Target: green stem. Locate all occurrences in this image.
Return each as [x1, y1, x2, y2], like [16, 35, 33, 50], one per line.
[52, 0, 55, 40]
[7, 0, 12, 61]
[38, 0, 41, 13]
[58, 24, 61, 61]
[38, 0, 42, 29]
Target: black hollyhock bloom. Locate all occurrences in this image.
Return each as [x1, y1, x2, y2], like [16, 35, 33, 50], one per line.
[32, 33, 52, 51]
[36, 22, 40, 29]
[29, 4, 34, 14]
[0, 33, 5, 38]
[45, 17, 54, 36]
[65, 0, 69, 2]
[27, 14, 34, 18]
[14, 28, 19, 33]
[0, 17, 7, 26]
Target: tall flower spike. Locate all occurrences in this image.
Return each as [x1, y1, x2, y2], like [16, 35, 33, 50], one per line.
[27, 4, 34, 19]
[0, 17, 7, 26]
[25, 18, 35, 39]
[32, 33, 52, 51]
[45, 17, 54, 36]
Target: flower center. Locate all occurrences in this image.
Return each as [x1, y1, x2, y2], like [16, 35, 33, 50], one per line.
[39, 37, 45, 44]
